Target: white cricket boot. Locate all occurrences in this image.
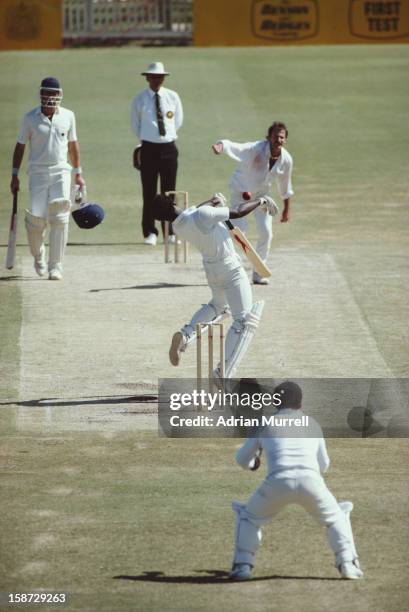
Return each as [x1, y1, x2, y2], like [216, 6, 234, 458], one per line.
[49, 265, 63, 281]
[169, 331, 188, 366]
[252, 271, 269, 285]
[229, 564, 253, 581]
[339, 561, 363, 580]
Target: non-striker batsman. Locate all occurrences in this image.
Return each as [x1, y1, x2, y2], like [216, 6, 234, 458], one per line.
[9, 77, 85, 280]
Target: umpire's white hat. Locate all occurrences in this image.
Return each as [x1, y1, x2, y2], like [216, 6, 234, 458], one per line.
[141, 62, 169, 76]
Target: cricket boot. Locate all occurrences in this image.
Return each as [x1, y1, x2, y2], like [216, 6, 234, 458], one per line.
[229, 564, 253, 581]
[169, 331, 190, 366]
[338, 560, 364, 580]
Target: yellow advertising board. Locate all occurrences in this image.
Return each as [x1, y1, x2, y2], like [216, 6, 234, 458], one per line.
[194, 0, 409, 45]
[0, 0, 62, 50]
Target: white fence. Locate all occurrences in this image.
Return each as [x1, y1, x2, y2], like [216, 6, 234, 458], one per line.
[63, 0, 192, 42]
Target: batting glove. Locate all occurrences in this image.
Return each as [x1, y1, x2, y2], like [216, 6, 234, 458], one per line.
[211, 192, 227, 207]
[74, 184, 87, 206]
[260, 196, 279, 216]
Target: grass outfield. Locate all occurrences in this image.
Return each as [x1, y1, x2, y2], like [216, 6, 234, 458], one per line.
[1, 432, 408, 612]
[0, 45, 408, 611]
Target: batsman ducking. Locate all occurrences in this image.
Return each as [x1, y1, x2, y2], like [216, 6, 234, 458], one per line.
[153, 191, 275, 383]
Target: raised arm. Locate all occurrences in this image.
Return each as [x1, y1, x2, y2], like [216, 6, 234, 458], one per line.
[230, 196, 278, 220]
[212, 140, 257, 163]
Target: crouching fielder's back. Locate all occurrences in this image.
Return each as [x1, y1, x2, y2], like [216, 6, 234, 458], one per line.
[230, 381, 364, 581]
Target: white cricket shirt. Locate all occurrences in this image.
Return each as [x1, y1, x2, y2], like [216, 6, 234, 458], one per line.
[172, 206, 241, 270]
[17, 106, 77, 173]
[236, 409, 330, 479]
[131, 87, 183, 143]
[220, 139, 294, 200]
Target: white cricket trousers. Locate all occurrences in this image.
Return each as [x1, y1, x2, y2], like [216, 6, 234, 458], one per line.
[29, 168, 71, 218]
[182, 265, 256, 377]
[184, 265, 253, 333]
[233, 473, 355, 567]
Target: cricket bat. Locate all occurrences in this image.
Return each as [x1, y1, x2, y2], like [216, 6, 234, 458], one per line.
[5, 193, 18, 270]
[226, 220, 272, 278]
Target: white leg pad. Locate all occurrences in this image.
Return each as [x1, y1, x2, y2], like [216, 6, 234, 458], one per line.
[232, 501, 263, 567]
[48, 200, 70, 272]
[326, 501, 358, 566]
[224, 300, 265, 378]
[24, 210, 46, 258]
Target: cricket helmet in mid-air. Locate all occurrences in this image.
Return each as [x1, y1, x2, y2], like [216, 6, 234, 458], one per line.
[72, 203, 105, 229]
[40, 76, 63, 108]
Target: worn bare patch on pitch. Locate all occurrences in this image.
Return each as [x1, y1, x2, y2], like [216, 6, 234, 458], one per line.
[17, 250, 391, 431]
[15, 561, 49, 577]
[16, 251, 207, 432]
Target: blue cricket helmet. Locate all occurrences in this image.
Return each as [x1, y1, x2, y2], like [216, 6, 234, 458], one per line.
[72, 203, 105, 229]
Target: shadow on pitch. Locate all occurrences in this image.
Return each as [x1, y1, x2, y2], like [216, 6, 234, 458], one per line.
[0, 275, 43, 282]
[0, 394, 158, 408]
[113, 570, 340, 584]
[90, 282, 206, 292]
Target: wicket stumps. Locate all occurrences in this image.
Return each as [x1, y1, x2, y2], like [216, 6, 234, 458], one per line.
[196, 322, 225, 391]
[164, 190, 188, 263]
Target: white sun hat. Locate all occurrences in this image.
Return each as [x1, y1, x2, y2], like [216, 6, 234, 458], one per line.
[141, 62, 170, 76]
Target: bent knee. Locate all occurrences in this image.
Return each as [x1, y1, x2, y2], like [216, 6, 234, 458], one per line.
[208, 301, 228, 317]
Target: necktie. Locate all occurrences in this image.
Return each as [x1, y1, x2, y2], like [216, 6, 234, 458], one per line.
[155, 93, 166, 136]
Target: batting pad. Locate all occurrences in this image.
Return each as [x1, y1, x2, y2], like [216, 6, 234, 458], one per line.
[48, 201, 70, 271]
[24, 210, 46, 258]
[224, 300, 265, 378]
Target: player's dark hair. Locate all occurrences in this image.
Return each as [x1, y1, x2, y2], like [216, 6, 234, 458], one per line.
[267, 122, 288, 138]
[274, 380, 302, 409]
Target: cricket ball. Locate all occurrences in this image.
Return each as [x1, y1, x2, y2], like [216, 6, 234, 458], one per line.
[242, 191, 252, 201]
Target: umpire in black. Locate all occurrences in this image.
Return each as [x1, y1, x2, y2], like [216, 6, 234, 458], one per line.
[131, 62, 184, 245]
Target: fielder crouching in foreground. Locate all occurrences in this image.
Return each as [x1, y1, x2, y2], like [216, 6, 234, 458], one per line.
[10, 77, 85, 280]
[152, 192, 277, 379]
[230, 381, 364, 581]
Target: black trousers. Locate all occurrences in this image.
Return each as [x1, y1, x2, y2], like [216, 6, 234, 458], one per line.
[140, 140, 178, 237]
